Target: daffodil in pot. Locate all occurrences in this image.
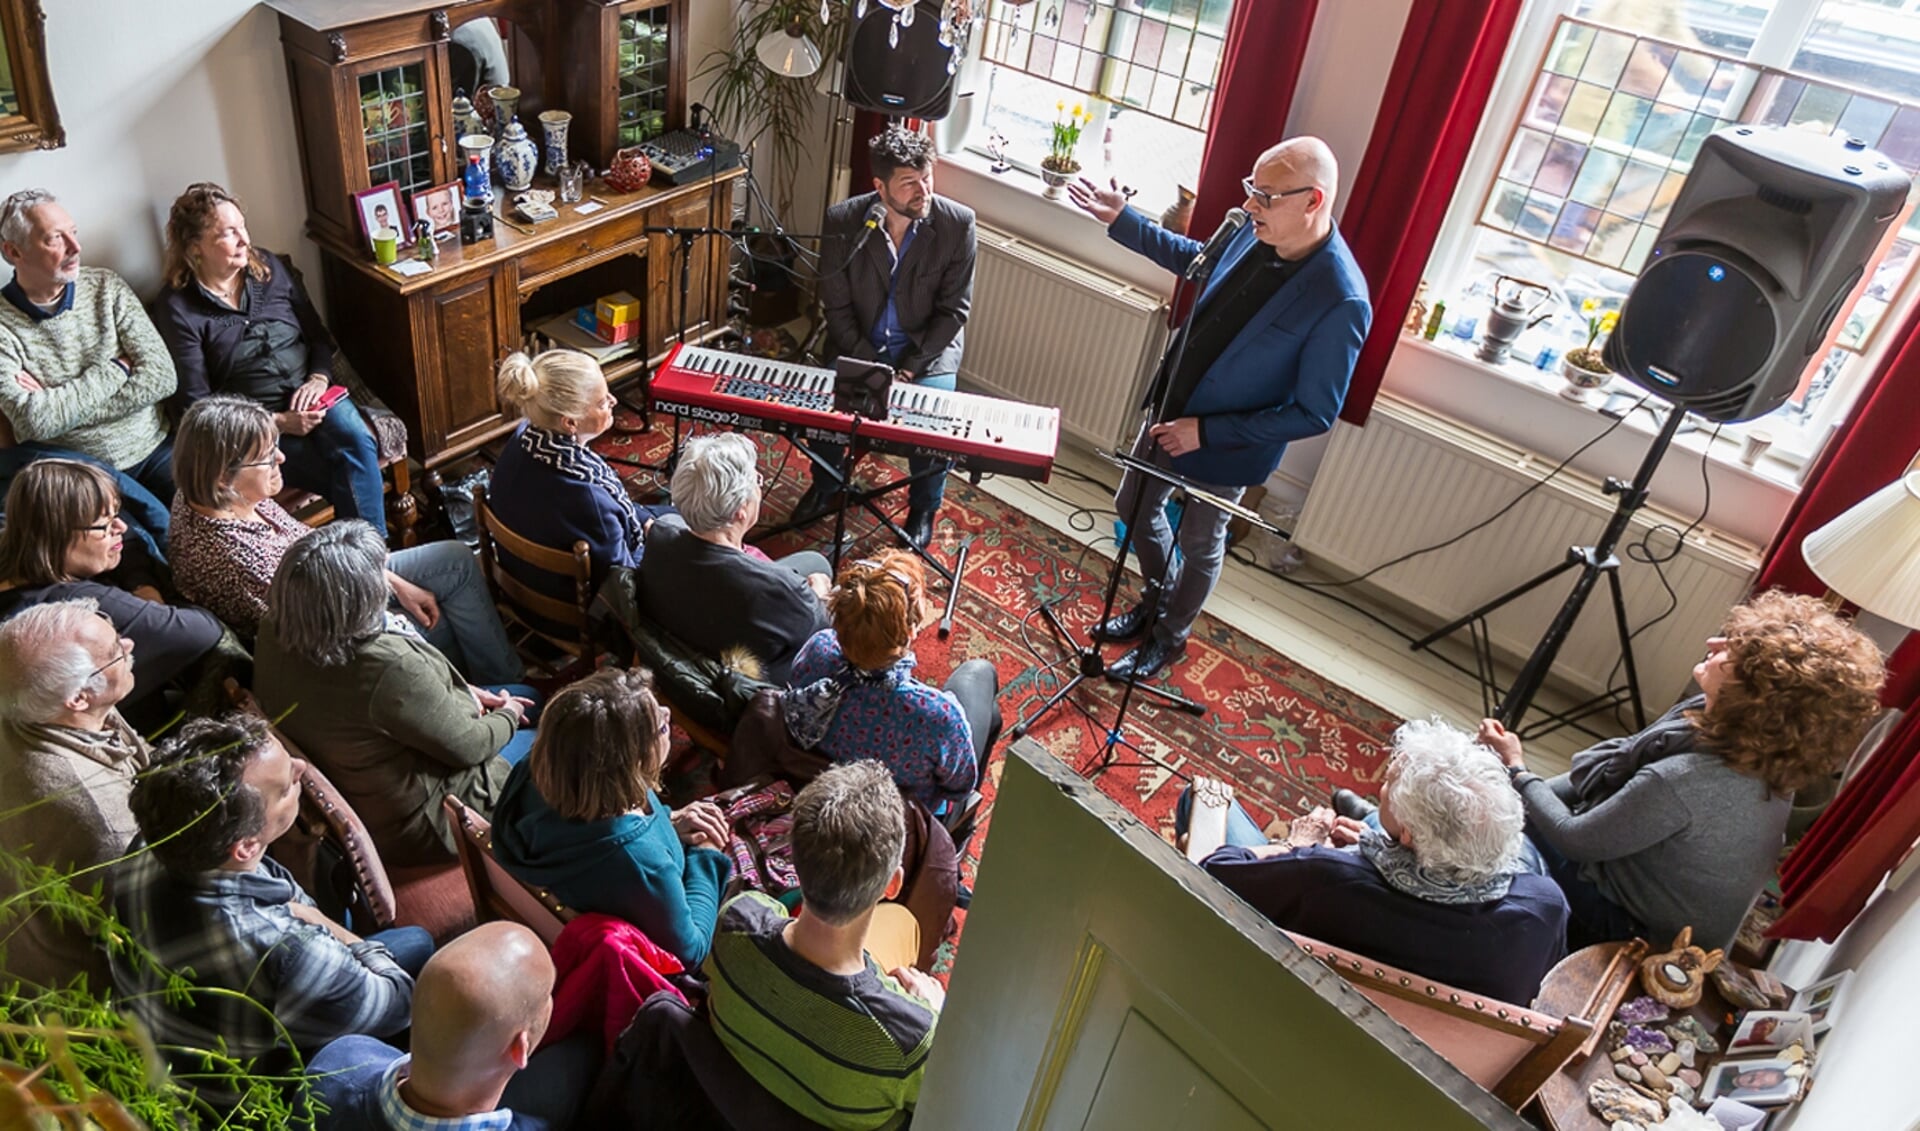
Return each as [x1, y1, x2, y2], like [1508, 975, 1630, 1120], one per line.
[1040, 101, 1092, 199]
[1561, 299, 1618, 402]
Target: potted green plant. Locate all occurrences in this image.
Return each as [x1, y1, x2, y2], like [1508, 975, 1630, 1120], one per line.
[1561, 298, 1618, 402]
[1040, 101, 1092, 199]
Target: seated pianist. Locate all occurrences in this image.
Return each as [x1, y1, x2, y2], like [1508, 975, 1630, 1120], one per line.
[1182, 718, 1570, 1004]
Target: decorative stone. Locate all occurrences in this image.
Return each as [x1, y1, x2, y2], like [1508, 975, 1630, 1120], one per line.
[1664, 1015, 1721, 1055]
[1711, 964, 1777, 1011]
[1675, 1039, 1698, 1068]
[1617, 995, 1672, 1024]
[1658, 1052, 1683, 1076]
[1589, 1078, 1664, 1125]
[1656, 1096, 1723, 1131]
[1786, 1063, 1807, 1078]
[1639, 1063, 1669, 1092]
[1624, 1025, 1673, 1055]
[1615, 1064, 1643, 1083]
[1629, 1050, 1649, 1067]
[1678, 1068, 1702, 1089]
[1671, 1079, 1695, 1103]
[1609, 1122, 1643, 1131]
[1782, 1042, 1806, 1063]
[1610, 1046, 1637, 1063]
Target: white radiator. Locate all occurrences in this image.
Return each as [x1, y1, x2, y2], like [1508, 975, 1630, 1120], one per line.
[1293, 398, 1762, 707]
[959, 224, 1168, 451]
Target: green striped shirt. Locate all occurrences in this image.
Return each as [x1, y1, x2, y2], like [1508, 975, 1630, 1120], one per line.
[703, 892, 938, 1130]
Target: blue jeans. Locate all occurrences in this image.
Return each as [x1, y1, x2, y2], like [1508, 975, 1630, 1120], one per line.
[366, 925, 435, 976]
[0, 440, 173, 561]
[809, 371, 956, 515]
[488, 682, 542, 766]
[387, 540, 525, 686]
[1173, 787, 1271, 849]
[1518, 823, 1644, 950]
[280, 401, 386, 538]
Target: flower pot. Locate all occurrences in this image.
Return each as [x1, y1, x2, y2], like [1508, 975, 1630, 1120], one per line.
[1560, 349, 1611, 402]
[1039, 160, 1079, 200]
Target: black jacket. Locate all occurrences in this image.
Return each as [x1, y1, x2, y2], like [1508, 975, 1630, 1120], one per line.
[149, 250, 337, 413]
[817, 193, 975, 378]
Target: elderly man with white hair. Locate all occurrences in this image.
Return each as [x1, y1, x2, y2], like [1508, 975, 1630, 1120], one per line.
[0, 597, 151, 990]
[1184, 718, 1569, 1003]
[637, 432, 833, 683]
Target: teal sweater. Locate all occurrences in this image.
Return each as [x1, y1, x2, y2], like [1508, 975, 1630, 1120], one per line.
[0, 267, 175, 468]
[490, 759, 732, 965]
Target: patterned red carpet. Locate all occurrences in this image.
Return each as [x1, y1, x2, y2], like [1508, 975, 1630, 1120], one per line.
[595, 416, 1403, 970]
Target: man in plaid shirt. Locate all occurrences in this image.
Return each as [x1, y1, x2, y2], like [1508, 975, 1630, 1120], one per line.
[110, 714, 430, 1083]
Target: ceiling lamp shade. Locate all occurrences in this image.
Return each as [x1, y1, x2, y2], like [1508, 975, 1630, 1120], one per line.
[1803, 469, 1920, 631]
[756, 20, 822, 77]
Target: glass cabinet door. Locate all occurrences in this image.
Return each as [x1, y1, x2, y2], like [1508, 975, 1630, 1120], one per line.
[617, 4, 672, 147]
[358, 62, 435, 193]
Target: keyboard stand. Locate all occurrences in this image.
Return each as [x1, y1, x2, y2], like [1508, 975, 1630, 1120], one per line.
[753, 421, 957, 585]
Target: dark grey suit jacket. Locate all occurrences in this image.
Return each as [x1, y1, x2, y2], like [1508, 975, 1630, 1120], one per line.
[817, 192, 976, 378]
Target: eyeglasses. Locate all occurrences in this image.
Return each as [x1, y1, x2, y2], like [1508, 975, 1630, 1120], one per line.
[81, 511, 123, 538]
[233, 453, 279, 470]
[86, 610, 131, 680]
[1241, 177, 1317, 210]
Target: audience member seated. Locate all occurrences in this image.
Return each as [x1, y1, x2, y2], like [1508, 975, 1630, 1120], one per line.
[492, 667, 732, 965]
[307, 921, 601, 1131]
[490, 348, 673, 602]
[786, 550, 1000, 812]
[151, 183, 386, 536]
[0, 188, 178, 559]
[1483, 590, 1886, 952]
[0, 459, 225, 722]
[705, 761, 945, 1130]
[111, 714, 430, 1084]
[1187, 719, 1570, 1005]
[0, 599, 150, 990]
[256, 521, 538, 867]
[637, 433, 829, 683]
[168, 395, 522, 683]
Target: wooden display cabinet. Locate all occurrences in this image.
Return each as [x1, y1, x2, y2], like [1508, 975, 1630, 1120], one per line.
[270, 0, 726, 470]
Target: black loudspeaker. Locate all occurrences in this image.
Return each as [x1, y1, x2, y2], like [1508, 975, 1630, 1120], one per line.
[843, 0, 957, 120]
[1604, 126, 1909, 422]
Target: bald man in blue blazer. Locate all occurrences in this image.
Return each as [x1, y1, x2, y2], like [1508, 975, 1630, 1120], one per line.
[1068, 138, 1372, 680]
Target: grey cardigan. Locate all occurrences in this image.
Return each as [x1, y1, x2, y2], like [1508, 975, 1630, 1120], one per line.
[816, 192, 976, 378]
[1518, 709, 1787, 951]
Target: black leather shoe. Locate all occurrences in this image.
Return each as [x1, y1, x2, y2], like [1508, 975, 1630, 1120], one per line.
[1331, 788, 1377, 821]
[791, 480, 842, 523]
[903, 506, 935, 549]
[1092, 584, 1165, 643]
[1107, 636, 1187, 682]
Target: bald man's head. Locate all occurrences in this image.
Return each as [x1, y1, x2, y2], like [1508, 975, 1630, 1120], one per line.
[410, 922, 555, 1083]
[1246, 136, 1339, 255]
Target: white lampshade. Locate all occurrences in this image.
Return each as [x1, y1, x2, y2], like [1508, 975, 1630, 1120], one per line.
[756, 23, 822, 77]
[1803, 469, 1920, 631]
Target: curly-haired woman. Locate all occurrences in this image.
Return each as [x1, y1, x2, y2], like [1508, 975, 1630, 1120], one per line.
[1479, 590, 1886, 951]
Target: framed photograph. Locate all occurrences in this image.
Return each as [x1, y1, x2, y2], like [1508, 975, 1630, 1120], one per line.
[352, 182, 409, 251]
[1699, 1058, 1801, 1107]
[1788, 970, 1853, 1035]
[409, 180, 461, 240]
[1727, 1011, 1815, 1055]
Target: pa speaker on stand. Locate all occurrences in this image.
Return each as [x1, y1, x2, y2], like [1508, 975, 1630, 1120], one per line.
[843, 0, 959, 120]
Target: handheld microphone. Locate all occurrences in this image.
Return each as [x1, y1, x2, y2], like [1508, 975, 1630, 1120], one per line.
[1184, 207, 1249, 282]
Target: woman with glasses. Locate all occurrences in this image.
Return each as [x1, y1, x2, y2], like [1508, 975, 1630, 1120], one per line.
[490, 666, 733, 965]
[785, 549, 1001, 816]
[488, 349, 674, 613]
[150, 183, 388, 537]
[167, 395, 523, 685]
[0, 459, 227, 726]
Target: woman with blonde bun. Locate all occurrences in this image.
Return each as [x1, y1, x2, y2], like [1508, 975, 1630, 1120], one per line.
[486, 350, 673, 608]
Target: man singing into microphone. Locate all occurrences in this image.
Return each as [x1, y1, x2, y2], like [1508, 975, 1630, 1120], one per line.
[793, 127, 977, 549]
[1066, 137, 1371, 680]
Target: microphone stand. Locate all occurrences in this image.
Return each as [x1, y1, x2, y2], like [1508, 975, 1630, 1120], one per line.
[1010, 221, 1246, 777]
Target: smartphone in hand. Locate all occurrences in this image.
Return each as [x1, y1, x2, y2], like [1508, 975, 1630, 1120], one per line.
[311, 384, 350, 411]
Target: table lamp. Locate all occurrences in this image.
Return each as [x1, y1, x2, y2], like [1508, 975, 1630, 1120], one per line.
[1802, 467, 1920, 631]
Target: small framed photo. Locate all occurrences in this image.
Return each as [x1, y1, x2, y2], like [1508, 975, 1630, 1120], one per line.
[409, 180, 461, 239]
[1727, 1010, 1815, 1054]
[1699, 1059, 1801, 1107]
[352, 182, 410, 251]
[1788, 970, 1853, 1035]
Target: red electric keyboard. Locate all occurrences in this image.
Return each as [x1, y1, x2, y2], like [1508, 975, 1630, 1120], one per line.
[649, 343, 1060, 481]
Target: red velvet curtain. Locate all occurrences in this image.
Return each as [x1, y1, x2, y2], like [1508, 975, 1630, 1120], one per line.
[1183, 0, 1321, 247]
[1337, 0, 1524, 426]
[1760, 303, 1920, 941]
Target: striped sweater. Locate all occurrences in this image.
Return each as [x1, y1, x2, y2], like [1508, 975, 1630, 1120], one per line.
[0, 267, 174, 468]
[704, 892, 937, 1130]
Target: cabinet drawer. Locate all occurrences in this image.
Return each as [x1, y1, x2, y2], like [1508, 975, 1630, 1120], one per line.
[517, 218, 651, 294]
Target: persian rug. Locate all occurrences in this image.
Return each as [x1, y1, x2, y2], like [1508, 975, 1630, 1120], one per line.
[593, 414, 1403, 973]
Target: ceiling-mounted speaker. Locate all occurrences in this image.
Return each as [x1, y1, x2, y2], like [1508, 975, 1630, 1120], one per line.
[1604, 126, 1909, 422]
[843, 0, 957, 120]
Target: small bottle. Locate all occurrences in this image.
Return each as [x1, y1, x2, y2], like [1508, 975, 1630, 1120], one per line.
[462, 154, 490, 203]
[1535, 344, 1560, 370]
[1422, 300, 1446, 340]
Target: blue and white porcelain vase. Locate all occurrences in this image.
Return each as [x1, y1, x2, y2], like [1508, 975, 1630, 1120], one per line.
[496, 118, 539, 193]
[538, 109, 572, 176]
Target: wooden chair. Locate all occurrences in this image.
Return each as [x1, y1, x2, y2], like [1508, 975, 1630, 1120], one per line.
[471, 482, 597, 680]
[1284, 932, 1606, 1110]
[443, 794, 576, 948]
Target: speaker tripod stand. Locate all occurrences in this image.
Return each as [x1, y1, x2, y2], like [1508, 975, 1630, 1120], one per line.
[1411, 405, 1688, 736]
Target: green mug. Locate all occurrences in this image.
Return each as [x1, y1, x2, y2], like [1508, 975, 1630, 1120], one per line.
[373, 227, 399, 265]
